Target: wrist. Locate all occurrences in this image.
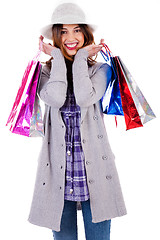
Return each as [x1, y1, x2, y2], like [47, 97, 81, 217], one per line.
[75, 48, 89, 59]
[51, 48, 63, 58]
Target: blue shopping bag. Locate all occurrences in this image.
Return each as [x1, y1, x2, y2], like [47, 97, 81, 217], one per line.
[100, 45, 123, 115]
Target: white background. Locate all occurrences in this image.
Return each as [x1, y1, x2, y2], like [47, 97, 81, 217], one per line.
[0, 0, 160, 239]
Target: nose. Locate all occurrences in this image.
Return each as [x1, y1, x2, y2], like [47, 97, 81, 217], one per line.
[66, 32, 76, 42]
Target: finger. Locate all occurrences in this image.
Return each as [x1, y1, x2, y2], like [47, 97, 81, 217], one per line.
[39, 37, 43, 45]
[94, 45, 103, 50]
[39, 35, 44, 41]
[100, 38, 104, 44]
[95, 45, 103, 53]
[92, 44, 103, 49]
[98, 39, 104, 47]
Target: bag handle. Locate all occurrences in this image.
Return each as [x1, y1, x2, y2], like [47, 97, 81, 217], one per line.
[100, 43, 112, 61]
[33, 40, 43, 62]
[100, 43, 118, 80]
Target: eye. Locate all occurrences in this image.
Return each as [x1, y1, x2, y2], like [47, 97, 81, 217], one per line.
[75, 29, 81, 33]
[61, 30, 67, 35]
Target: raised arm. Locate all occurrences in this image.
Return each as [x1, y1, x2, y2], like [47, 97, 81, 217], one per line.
[38, 48, 67, 108]
[72, 48, 112, 107]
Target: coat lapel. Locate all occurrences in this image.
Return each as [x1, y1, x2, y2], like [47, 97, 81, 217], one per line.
[81, 107, 88, 122]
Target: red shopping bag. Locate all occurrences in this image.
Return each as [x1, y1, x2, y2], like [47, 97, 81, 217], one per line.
[114, 57, 143, 130]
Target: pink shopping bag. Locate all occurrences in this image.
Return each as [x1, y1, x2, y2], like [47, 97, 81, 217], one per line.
[6, 49, 44, 137]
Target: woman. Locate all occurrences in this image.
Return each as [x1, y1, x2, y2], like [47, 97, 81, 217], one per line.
[28, 3, 127, 240]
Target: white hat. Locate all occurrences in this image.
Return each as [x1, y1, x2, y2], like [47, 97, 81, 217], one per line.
[41, 3, 97, 40]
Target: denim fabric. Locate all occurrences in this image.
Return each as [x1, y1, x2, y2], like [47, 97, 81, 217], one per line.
[52, 199, 111, 240]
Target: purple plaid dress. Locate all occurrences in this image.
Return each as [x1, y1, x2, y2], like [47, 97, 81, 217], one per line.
[59, 58, 90, 201]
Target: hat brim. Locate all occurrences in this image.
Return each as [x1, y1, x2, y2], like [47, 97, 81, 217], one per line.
[40, 23, 97, 40]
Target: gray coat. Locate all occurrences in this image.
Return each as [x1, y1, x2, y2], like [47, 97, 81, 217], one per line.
[28, 48, 127, 231]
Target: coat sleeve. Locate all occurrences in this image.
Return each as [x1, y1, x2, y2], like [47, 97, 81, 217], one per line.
[72, 48, 112, 108]
[38, 48, 67, 108]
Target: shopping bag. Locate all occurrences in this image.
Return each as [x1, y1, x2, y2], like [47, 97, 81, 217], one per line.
[101, 76, 124, 115]
[100, 44, 142, 129]
[29, 84, 44, 137]
[117, 56, 156, 124]
[100, 43, 156, 130]
[114, 56, 143, 130]
[6, 49, 44, 137]
[100, 48, 123, 115]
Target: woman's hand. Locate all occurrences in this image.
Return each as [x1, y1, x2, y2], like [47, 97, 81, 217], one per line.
[82, 39, 104, 58]
[39, 35, 56, 56]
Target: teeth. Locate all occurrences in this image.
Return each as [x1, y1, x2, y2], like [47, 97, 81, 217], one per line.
[66, 43, 78, 48]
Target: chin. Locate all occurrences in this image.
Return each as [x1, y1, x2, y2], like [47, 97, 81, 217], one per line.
[64, 51, 76, 57]
[66, 50, 77, 56]
[63, 45, 82, 57]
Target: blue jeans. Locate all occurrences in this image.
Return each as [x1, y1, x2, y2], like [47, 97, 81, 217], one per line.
[52, 199, 111, 240]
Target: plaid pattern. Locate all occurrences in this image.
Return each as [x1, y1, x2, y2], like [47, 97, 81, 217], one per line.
[60, 87, 90, 201]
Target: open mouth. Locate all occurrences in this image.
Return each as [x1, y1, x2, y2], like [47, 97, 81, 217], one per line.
[65, 42, 79, 50]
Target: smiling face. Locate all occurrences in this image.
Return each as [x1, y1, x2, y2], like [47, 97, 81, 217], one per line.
[61, 24, 85, 56]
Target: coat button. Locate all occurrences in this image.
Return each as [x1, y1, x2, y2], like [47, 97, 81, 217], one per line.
[82, 139, 86, 143]
[60, 186, 62, 190]
[86, 161, 90, 165]
[102, 155, 108, 160]
[89, 179, 94, 184]
[60, 166, 63, 169]
[48, 142, 50, 144]
[97, 134, 103, 139]
[62, 125, 64, 128]
[43, 182, 45, 185]
[93, 115, 98, 120]
[106, 175, 112, 180]
[61, 144, 64, 147]
[46, 163, 49, 166]
[67, 150, 71, 156]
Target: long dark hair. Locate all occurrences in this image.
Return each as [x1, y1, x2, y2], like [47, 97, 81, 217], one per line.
[45, 24, 97, 69]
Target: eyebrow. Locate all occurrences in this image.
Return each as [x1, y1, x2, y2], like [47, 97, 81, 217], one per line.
[61, 26, 80, 30]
